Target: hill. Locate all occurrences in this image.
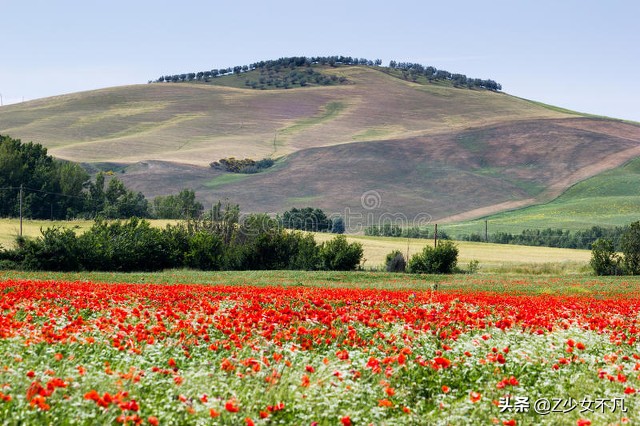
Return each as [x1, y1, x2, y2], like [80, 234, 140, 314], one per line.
[1, 62, 640, 224]
[441, 155, 640, 237]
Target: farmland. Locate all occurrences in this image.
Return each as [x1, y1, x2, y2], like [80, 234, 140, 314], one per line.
[1, 271, 639, 425]
[3, 65, 640, 224]
[443, 156, 640, 236]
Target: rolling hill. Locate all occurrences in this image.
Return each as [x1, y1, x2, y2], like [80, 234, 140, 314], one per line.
[1, 63, 640, 226]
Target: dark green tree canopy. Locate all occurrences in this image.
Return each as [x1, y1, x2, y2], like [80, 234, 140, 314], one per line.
[0, 134, 89, 219]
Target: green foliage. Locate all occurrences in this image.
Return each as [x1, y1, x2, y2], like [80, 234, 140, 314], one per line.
[590, 238, 622, 276]
[99, 177, 151, 219]
[15, 227, 82, 271]
[288, 232, 322, 270]
[365, 225, 429, 239]
[77, 218, 170, 272]
[210, 157, 274, 174]
[184, 231, 224, 270]
[466, 260, 480, 274]
[589, 221, 640, 275]
[0, 202, 355, 273]
[0, 134, 89, 219]
[318, 235, 363, 271]
[366, 224, 402, 237]
[152, 189, 204, 219]
[0, 135, 157, 220]
[154, 55, 501, 92]
[385, 250, 406, 273]
[331, 217, 345, 234]
[460, 226, 628, 250]
[281, 207, 331, 232]
[408, 241, 459, 274]
[621, 221, 640, 275]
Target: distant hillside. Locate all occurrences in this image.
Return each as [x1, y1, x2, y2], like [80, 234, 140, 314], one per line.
[442, 156, 640, 236]
[1, 60, 640, 225]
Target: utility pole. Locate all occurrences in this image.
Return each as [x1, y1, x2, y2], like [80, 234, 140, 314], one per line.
[485, 220, 488, 242]
[434, 223, 438, 247]
[19, 184, 23, 237]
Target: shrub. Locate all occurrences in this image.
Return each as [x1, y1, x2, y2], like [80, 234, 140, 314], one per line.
[288, 232, 321, 270]
[210, 157, 274, 174]
[78, 218, 171, 271]
[184, 231, 224, 270]
[331, 217, 345, 234]
[15, 227, 82, 271]
[466, 259, 480, 274]
[408, 240, 458, 274]
[319, 235, 363, 271]
[590, 238, 622, 276]
[385, 250, 406, 273]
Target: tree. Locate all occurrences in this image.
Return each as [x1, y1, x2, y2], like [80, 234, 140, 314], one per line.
[331, 217, 345, 234]
[0, 135, 89, 219]
[152, 189, 203, 219]
[281, 207, 331, 232]
[590, 238, 622, 276]
[101, 177, 150, 219]
[621, 221, 640, 275]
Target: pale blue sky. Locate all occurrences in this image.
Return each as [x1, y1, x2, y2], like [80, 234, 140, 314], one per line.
[1, 0, 639, 122]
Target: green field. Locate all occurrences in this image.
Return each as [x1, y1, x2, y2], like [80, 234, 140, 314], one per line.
[444, 156, 640, 236]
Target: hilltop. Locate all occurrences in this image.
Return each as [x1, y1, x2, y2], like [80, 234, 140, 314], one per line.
[1, 59, 639, 224]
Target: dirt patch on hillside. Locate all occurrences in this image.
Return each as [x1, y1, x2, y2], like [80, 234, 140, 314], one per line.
[93, 117, 640, 227]
[184, 118, 640, 225]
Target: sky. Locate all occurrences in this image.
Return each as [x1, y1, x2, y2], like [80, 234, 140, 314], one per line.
[1, 0, 639, 122]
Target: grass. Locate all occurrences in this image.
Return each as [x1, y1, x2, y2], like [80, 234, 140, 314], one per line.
[2, 268, 639, 296]
[0, 66, 574, 168]
[444, 156, 640, 235]
[313, 233, 590, 272]
[203, 173, 251, 189]
[278, 101, 346, 137]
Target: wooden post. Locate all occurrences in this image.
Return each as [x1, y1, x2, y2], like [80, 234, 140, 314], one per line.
[434, 223, 438, 247]
[19, 184, 23, 237]
[485, 220, 488, 242]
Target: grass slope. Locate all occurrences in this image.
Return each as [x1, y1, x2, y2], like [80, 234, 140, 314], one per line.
[444, 156, 640, 235]
[112, 118, 640, 223]
[0, 66, 573, 166]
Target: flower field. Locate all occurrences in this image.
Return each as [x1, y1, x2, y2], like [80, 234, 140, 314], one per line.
[1, 275, 639, 425]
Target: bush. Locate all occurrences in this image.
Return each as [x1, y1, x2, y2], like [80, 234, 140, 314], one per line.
[408, 240, 458, 274]
[385, 250, 406, 273]
[331, 217, 345, 234]
[78, 218, 171, 272]
[14, 227, 82, 271]
[318, 235, 363, 271]
[288, 232, 321, 270]
[184, 231, 224, 270]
